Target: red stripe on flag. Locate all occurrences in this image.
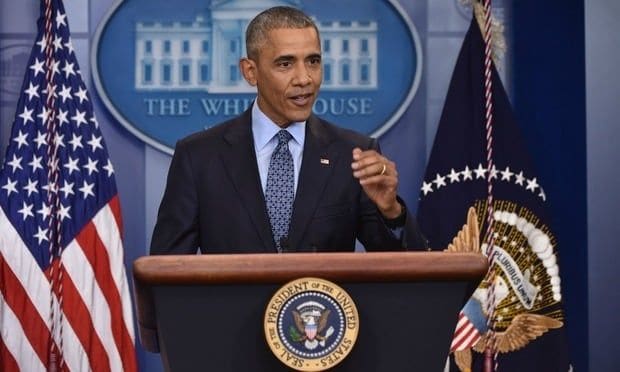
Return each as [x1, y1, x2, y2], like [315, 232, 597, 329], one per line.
[0, 336, 20, 372]
[108, 195, 124, 238]
[454, 314, 468, 334]
[76, 220, 137, 371]
[0, 255, 50, 366]
[54, 264, 111, 372]
[451, 324, 480, 351]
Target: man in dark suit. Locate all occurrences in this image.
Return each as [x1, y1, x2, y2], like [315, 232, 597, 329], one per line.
[150, 6, 427, 254]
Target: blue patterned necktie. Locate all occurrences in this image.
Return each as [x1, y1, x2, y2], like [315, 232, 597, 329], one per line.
[265, 130, 295, 252]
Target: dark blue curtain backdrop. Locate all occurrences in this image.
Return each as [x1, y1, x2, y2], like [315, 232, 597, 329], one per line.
[511, 2, 587, 370]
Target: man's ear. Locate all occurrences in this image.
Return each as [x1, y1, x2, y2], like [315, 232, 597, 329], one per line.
[240, 58, 257, 86]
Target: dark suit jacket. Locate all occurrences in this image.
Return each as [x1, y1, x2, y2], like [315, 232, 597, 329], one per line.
[150, 109, 426, 254]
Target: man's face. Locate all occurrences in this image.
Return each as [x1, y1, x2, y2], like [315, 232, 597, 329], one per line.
[241, 27, 322, 127]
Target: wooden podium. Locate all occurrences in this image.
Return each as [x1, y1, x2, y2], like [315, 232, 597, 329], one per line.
[133, 252, 487, 371]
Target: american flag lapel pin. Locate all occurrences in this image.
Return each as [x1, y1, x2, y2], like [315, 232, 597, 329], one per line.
[320, 158, 330, 165]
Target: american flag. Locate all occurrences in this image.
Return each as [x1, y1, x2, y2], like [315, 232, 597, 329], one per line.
[0, 0, 137, 371]
[450, 312, 482, 352]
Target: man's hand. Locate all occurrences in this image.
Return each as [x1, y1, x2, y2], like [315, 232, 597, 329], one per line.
[351, 148, 402, 219]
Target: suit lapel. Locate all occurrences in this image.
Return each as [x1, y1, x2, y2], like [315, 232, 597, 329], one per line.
[220, 111, 276, 252]
[288, 116, 339, 250]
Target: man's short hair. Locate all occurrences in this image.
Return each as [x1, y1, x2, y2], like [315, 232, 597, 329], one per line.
[245, 6, 320, 60]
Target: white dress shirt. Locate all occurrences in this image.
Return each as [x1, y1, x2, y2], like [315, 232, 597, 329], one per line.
[251, 100, 306, 196]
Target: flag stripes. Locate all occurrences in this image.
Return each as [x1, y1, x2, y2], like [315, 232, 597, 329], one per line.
[0, 336, 22, 372]
[450, 312, 481, 351]
[1, 200, 136, 371]
[0, 292, 47, 372]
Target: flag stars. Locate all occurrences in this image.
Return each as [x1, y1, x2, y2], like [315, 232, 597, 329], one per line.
[58, 204, 71, 221]
[64, 37, 75, 54]
[79, 180, 95, 199]
[24, 82, 40, 101]
[2, 178, 18, 196]
[42, 182, 58, 195]
[526, 177, 539, 192]
[514, 171, 525, 186]
[57, 108, 69, 127]
[51, 60, 61, 79]
[41, 85, 58, 100]
[84, 157, 99, 175]
[37, 107, 50, 123]
[501, 166, 514, 181]
[419, 165, 547, 201]
[37, 204, 51, 221]
[53, 35, 64, 52]
[461, 166, 473, 180]
[421, 181, 433, 196]
[74, 86, 89, 104]
[69, 134, 83, 151]
[36, 37, 47, 53]
[34, 226, 49, 244]
[56, 11, 67, 28]
[53, 133, 65, 148]
[538, 188, 547, 201]
[433, 173, 446, 189]
[62, 61, 76, 79]
[28, 155, 44, 173]
[63, 156, 80, 175]
[7, 155, 23, 172]
[474, 163, 487, 179]
[60, 181, 75, 198]
[58, 85, 73, 103]
[19, 107, 34, 125]
[17, 201, 34, 221]
[30, 58, 45, 77]
[447, 168, 460, 183]
[87, 134, 103, 152]
[103, 159, 115, 177]
[13, 130, 29, 149]
[23, 179, 39, 197]
[71, 109, 88, 127]
[34, 131, 47, 149]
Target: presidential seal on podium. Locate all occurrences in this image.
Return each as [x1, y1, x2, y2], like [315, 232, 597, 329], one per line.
[264, 277, 359, 371]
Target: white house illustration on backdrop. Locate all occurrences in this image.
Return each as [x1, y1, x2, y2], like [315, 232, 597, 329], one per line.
[134, 0, 378, 93]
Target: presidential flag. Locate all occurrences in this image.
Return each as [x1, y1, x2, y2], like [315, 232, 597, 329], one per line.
[417, 9, 571, 372]
[0, 0, 137, 370]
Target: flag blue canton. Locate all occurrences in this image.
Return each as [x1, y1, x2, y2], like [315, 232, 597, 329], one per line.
[0, 0, 116, 270]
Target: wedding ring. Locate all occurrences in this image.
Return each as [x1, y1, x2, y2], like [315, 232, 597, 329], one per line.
[379, 163, 387, 176]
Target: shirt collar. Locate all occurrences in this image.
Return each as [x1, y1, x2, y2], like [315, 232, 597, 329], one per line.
[251, 100, 306, 151]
